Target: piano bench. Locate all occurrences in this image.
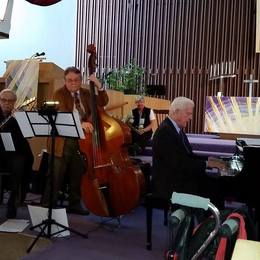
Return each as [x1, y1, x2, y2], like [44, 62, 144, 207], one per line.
[145, 193, 170, 250]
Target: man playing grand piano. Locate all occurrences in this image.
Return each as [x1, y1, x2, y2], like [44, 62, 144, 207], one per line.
[152, 97, 227, 205]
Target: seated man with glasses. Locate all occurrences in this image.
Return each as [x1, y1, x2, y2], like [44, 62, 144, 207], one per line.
[0, 89, 34, 218]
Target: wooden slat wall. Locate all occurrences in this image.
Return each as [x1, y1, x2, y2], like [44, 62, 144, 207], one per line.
[75, 0, 260, 133]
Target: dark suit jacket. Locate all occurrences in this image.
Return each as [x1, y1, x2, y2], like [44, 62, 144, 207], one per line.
[152, 117, 206, 200]
[0, 109, 34, 201]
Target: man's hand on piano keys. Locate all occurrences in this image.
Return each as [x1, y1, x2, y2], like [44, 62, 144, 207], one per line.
[207, 157, 228, 171]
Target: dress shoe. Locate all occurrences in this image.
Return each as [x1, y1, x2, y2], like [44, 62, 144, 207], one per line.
[67, 205, 89, 215]
[6, 207, 17, 219]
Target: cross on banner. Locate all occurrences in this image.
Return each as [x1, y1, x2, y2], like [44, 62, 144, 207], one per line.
[244, 74, 259, 97]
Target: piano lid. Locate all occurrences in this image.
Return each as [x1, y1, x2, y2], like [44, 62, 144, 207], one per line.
[236, 138, 260, 147]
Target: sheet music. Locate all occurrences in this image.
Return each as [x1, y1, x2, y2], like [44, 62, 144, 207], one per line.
[14, 111, 85, 139]
[28, 205, 70, 237]
[0, 219, 29, 233]
[14, 112, 34, 138]
[0, 132, 15, 151]
[55, 112, 85, 139]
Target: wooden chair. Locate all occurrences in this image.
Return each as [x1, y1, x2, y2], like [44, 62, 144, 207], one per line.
[153, 109, 169, 127]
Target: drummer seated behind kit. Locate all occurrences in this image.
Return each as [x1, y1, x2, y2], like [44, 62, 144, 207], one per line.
[0, 89, 34, 219]
[41, 66, 109, 215]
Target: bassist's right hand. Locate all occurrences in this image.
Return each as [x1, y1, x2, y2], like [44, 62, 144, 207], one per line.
[82, 121, 94, 133]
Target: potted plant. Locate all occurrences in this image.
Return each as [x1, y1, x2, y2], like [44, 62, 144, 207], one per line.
[105, 60, 144, 94]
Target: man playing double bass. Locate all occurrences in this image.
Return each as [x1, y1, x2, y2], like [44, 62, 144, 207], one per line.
[42, 66, 109, 215]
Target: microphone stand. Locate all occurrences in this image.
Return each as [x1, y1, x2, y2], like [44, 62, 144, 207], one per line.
[27, 106, 88, 253]
[30, 52, 45, 59]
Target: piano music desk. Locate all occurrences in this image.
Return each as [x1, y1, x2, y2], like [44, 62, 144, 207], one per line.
[189, 137, 236, 154]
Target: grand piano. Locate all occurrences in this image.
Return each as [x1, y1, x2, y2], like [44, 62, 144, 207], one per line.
[227, 138, 260, 206]
[207, 138, 260, 224]
[199, 138, 260, 240]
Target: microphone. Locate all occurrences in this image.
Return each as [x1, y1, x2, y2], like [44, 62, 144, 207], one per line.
[35, 52, 45, 57]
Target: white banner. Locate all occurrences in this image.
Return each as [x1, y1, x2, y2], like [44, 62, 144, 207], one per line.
[4, 59, 39, 108]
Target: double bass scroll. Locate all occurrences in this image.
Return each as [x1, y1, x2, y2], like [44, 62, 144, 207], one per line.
[79, 44, 144, 217]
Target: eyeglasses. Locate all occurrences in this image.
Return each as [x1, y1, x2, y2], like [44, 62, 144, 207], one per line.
[65, 79, 81, 84]
[0, 98, 16, 103]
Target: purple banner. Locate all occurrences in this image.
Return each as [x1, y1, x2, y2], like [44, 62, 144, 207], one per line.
[204, 96, 260, 135]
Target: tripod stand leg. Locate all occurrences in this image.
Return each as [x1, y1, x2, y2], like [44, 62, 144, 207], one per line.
[53, 221, 88, 238]
[27, 222, 48, 253]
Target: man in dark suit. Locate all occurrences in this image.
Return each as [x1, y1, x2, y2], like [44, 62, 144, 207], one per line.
[0, 89, 34, 218]
[152, 97, 226, 202]
[42, 66, 109, 215]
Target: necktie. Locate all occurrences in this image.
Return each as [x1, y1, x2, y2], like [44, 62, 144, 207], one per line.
[179, 129, 191, 154]
[74, 92, 86, 120]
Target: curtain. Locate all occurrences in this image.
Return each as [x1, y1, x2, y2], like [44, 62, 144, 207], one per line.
[4, 59, 40, 108]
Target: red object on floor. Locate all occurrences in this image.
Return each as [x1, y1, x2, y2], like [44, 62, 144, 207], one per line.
[25, 0, 61, 6]
[215, 212, 247, 260]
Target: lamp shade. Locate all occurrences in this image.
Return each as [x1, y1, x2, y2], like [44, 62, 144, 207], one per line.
[25, 0, 61, 6]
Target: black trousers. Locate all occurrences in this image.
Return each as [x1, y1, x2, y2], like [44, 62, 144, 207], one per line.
[42, 138, 86, 207]
[131, 130, 152, 151]
[0, 152, 32, 208]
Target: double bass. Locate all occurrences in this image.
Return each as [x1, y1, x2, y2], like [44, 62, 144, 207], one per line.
[80, 44, 144, 217]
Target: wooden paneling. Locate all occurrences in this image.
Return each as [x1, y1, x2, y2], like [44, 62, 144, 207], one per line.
[105, 90, 170, 121]
[76, 0, 260, 133]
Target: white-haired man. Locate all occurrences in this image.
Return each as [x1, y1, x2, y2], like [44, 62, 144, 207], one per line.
[152, 96, 226, 205]
[0, 89, 34, 218]
[128, 95, 156, 155]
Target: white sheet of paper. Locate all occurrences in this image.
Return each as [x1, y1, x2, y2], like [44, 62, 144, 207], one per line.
[0, 219, 29, 233]
[15, 111, 85, 139]
[14, 112, 34, 138]
[55, 112, 85, 139]
[0, 132, 15, 151]
[32, 124, 51, 136]
[28, 205, 70, 237]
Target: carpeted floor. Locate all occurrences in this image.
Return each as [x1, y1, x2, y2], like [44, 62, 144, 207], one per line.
[0, 193, 168, 260]
[0, 233, 51, 260]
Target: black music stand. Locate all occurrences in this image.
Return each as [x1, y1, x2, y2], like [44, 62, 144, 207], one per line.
[14, 108, 88, 253]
